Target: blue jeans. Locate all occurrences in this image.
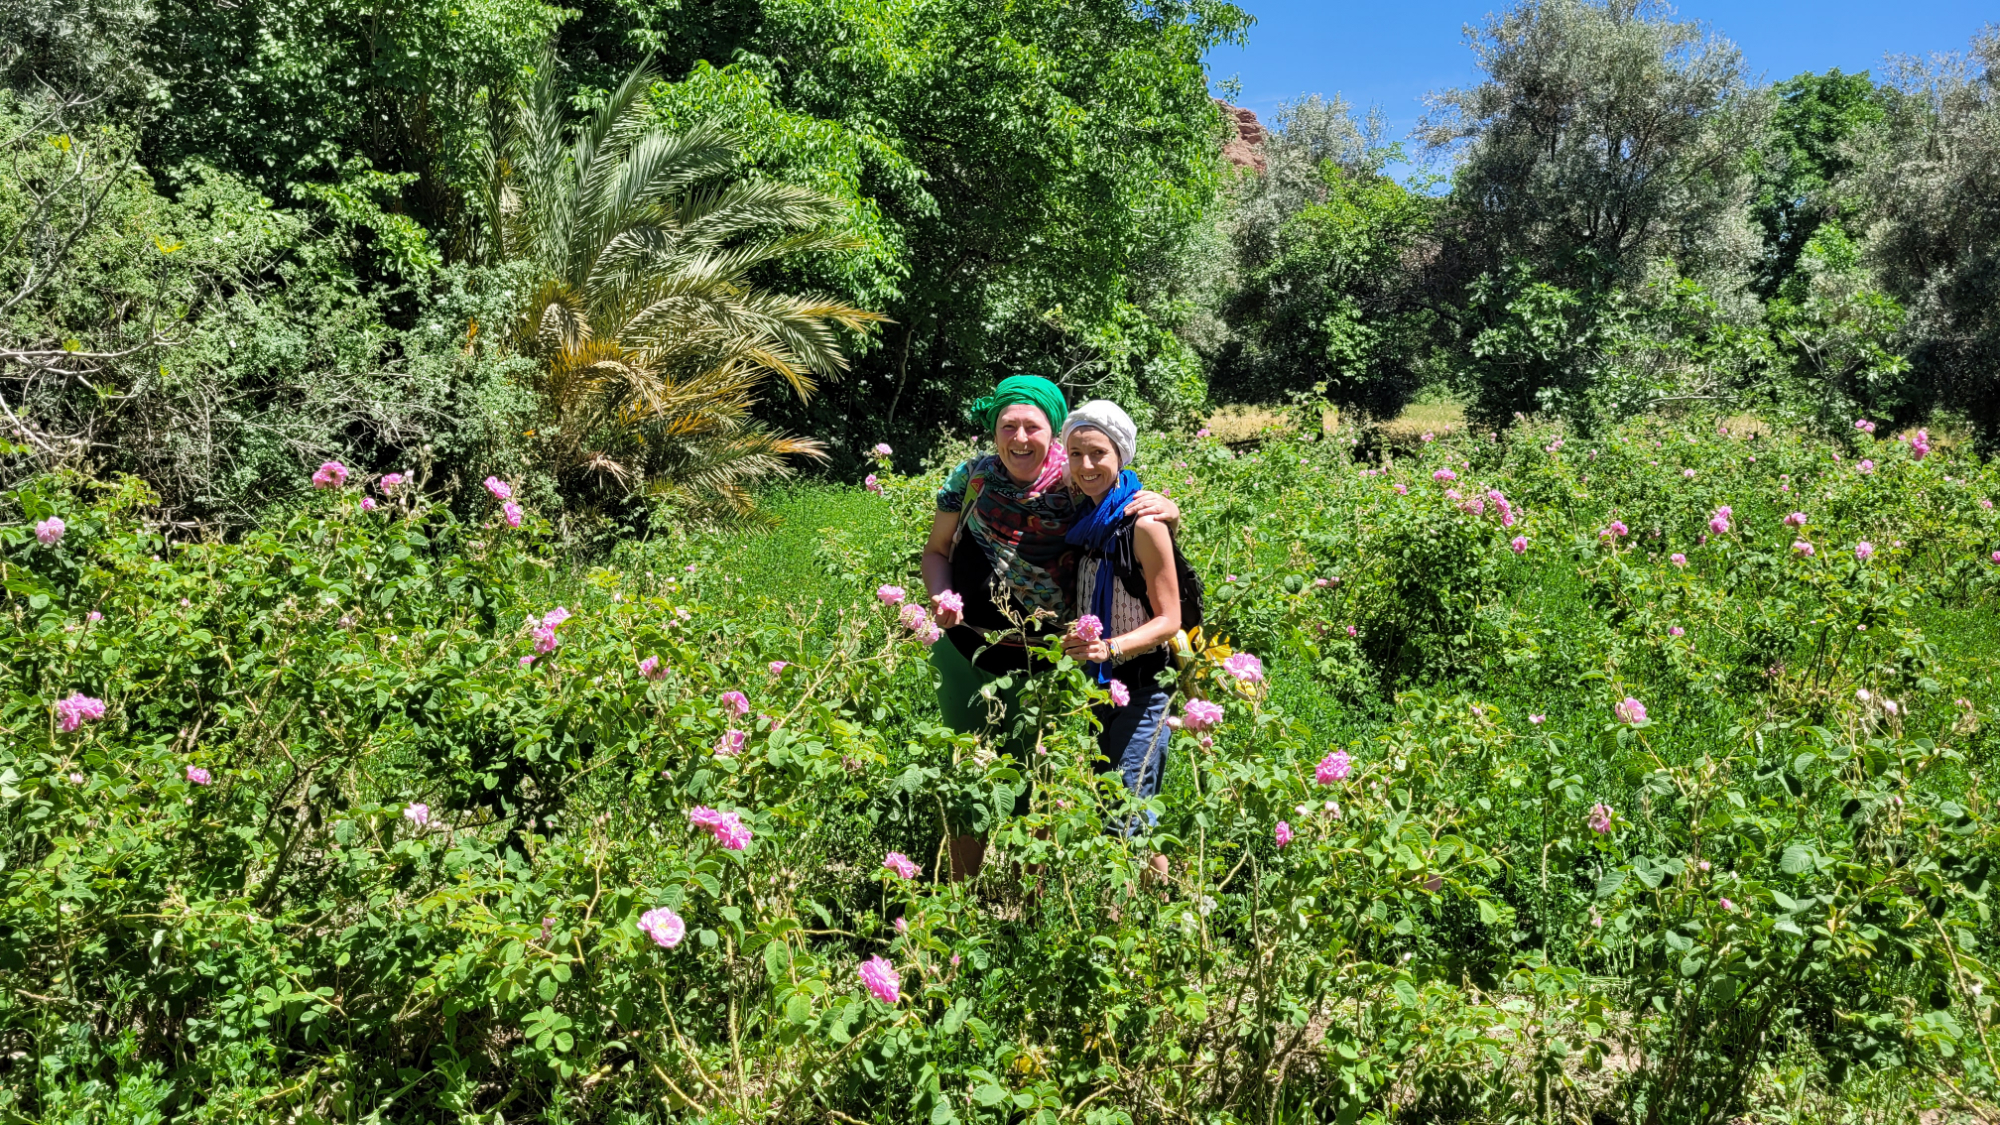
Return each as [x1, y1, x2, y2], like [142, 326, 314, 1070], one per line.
[1091, 682, 1171, 837]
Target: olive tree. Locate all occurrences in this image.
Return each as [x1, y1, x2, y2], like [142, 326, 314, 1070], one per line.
[1422, 0, 1766, 425]
[1850, 28, 2000, 441]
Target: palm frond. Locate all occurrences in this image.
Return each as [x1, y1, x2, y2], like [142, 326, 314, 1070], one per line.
[485, 56, 885, 517]
[575, 123, 738, 294]
[667, 179, 848, 244]
[570, 58, 660, 207]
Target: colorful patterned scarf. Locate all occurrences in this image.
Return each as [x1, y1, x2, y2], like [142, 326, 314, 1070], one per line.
[952, 444, 1079, 620]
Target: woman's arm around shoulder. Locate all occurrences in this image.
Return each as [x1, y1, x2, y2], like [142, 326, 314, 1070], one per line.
[1131, 516, 1182, 639]
[1123, 491, 1180, 529]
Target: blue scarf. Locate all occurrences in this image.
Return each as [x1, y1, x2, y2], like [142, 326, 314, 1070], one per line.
[1064, 469, 1141, 684]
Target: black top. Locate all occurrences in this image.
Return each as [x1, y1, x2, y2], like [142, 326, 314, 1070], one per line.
[946, 535, 1059, 674]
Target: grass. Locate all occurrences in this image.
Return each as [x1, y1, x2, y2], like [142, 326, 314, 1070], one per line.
[1375, 399, 1468, 442]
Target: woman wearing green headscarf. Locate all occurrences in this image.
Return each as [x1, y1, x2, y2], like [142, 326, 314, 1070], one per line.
[919, 375, 1178, 879]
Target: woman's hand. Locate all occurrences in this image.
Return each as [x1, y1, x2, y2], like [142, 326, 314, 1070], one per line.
[1061, 635, 1111, 664]
[931, 591, 964, 629]
[1124, 490, 1180, 527]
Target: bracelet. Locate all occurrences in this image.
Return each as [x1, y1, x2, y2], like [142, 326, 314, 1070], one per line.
[1107, 639, 1123, 662]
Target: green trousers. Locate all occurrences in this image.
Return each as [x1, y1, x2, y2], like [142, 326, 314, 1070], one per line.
[929, 635, 1036, 817]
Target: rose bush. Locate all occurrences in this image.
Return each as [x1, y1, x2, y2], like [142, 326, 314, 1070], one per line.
[1, 415, 1996, 1122]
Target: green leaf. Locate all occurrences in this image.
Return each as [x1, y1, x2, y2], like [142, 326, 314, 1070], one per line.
[763, 939, 791, 979]
[973, 1084, 1010, 1107]
[1595, 869, 1628, 898]
[941, 997, 970, 1035]
[1780, 844, 1814, 875]
[1632, 855, 1662, 888]
[1393, 980, 1419, 1008]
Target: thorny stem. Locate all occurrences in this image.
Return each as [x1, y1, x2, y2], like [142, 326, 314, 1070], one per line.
[1934, 915, 2000, 1082]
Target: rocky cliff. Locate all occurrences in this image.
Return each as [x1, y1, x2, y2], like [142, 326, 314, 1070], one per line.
[1216, 101, 1267, 173]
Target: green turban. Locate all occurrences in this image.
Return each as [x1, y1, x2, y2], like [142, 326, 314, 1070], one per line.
[965, 375, 1069, 434]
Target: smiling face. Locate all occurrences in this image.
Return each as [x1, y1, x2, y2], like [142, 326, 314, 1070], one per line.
[1064, 426, 1121, 501]
[994, 404, 1054, 484]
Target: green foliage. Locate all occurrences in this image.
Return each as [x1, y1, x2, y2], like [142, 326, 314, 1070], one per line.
[0, 96, 524, 527]
[641, 60, 918, 318]
[739, 0, 1249, 452]
[6, 417, 2000, 1120]
[142, 0, 566, 240]
[478, 59, 886, 521]
[0, 0, 162, 108]
[1218, 157, 1437, 417]
[1849, 29, 2000, 441]
[11, 416, 2000, 1112]
[1766, 222, 1912, 426]
[1423, 0, 1763, 292]
[1748, 69, 1887, 298]
[1461, 261, 1610, 426]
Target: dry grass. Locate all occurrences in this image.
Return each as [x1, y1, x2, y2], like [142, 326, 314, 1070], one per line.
[1376, 401, 1467, 442]
[1201, 405, 1345, 442]
[1718, 413, 1771, 439]
[1202, 400, 1466, 450]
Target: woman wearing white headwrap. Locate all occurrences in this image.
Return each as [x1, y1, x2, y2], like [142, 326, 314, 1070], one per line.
[1059, 400, 1179, 870]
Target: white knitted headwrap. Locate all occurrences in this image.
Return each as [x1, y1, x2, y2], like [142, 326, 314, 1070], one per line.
[1061, 399, 1138, 469]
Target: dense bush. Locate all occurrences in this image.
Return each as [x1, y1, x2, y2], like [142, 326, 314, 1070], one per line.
[3, 416, 1997, 1122]
[0, 93, 531, 527]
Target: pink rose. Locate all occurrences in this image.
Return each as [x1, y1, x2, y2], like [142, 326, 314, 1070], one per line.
[858, 955, 901, 1004]
[1182, 699, 1224, 732]
[640, 907, 686, 949]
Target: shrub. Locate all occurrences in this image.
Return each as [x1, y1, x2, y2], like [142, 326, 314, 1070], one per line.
[2, 414, 1997, 1121]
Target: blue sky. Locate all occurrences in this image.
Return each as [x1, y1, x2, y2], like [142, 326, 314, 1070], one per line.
[1209, 0, 1995, 153]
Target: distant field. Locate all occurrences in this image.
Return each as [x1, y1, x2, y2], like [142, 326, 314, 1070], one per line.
[1204, 400, 1469, 444]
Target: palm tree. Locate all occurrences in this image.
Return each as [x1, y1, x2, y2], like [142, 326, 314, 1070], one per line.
[478, 59, 885, 515]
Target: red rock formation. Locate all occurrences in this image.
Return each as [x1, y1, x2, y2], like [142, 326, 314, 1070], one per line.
[1216, 100, 1267, 173]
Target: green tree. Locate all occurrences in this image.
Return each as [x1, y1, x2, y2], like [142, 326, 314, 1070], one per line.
[1849, 27, 2000, 440]
[1218, 149, 1437, 417]
[1, 0, 161, 109]
[141, 0, 566, 247]
[480, 62, 884, 517]
[737, 0, 1250, 449]
[1746, 70, 1886, 298]
[1422, 0, 1765, 425]
[1765, 223, 1909, 426]
[0, 93, 517, 526]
